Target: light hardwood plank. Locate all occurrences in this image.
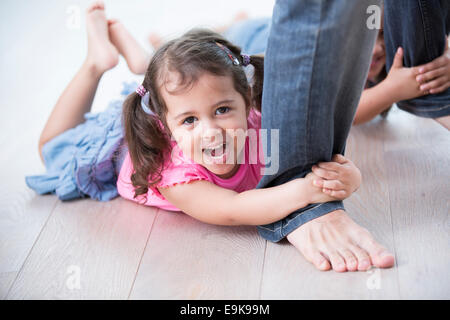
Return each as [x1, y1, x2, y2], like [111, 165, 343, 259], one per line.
[0, 272, 17, 299]
[6, 198, 157, 299]
[382, 109, 450, 299]
[129, 210, 266, 299]
[0, 127, 58, 298]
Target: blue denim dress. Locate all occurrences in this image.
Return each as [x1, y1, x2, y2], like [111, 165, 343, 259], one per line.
[25, 82, 137, 201]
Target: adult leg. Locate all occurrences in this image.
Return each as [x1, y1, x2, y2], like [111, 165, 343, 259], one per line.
[257, 0, 394, 272]
[38, 1, 118, 162]
[384, 0, 450, 118]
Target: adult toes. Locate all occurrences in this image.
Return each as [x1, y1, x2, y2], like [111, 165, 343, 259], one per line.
[338, 248, 358, 272]
[358, 236, 395, 269]
[349, 244, 372, 271]
[325, 251, 347, 272]
[373, 249, 395, 268]
[309, 250, 331, 271]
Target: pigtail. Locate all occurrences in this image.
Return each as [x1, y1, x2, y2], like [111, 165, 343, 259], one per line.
[246, 54, 264, 112]
[122, 91, 170, 201]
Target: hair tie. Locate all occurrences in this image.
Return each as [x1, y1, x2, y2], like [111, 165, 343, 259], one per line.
[137, 84, 156, 116]
[215, 42, 240, 65]
[140, 91, 157, 116]
[136, 84, 147, 97]
[241, 54, 250, 67]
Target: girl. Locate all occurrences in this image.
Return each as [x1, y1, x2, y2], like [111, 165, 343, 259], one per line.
[28, 2, 362, 228]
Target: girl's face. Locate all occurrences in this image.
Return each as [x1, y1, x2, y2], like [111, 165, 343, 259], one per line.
[367, 27, 386, 81]
[162, 72, 249, 179]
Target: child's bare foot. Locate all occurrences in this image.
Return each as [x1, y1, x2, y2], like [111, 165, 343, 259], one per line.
[287, 210, 395, 272]
[108, 19, 150, 75]
[214, 11, 249, 34]
[85, 1, 119, 75]
[148, 32, 164, 51]
[147, 11, 249, 51]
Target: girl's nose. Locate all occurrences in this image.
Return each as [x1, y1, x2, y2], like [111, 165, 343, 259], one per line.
[198, 118, 222, 133]
[198, 122, 224, 146]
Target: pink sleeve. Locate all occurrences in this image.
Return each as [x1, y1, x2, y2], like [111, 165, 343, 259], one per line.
[117, 150, 210, 202]
[247, 108, 262, 130]
[156, 163, 210, 189]
[149, 159, 211, 199]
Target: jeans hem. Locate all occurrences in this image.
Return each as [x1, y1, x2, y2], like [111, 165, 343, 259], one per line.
[257, 201, 345, 242]
[397, 101, 450, 118]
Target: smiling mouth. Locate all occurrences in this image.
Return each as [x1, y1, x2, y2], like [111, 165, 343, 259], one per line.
[203, 143, 227, 158]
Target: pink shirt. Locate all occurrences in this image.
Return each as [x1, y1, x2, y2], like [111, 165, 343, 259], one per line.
[117, 108, 264, 211]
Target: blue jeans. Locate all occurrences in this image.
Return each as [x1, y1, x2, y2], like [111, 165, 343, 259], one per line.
[384, 0, 450, 118]
[251, 0, 380, 242]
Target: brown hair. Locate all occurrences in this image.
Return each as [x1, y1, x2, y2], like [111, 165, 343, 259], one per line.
[122, 28, 264, 201]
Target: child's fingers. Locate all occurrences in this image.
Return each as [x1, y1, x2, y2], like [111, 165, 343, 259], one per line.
[416, 66, 446, 84]
[313, 178, 324, 188]
[322, 188, 347, 199]
[420, 76, 448, 92]
[392, 47, 403, 68]
[430, 82, 450, 94]
[311, 165, 339, 180]
[320, 179, 345, 191]
[332, 154, 347, 164]
[317, 161, 341, 172]
[418, 55, 448, 74]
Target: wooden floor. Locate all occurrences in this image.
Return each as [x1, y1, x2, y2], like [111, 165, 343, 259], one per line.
[1, 106, 448, 300]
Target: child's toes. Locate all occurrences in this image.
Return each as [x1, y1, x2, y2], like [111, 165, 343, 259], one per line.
[87, 1, 104, 12]
[107, 18, 119, 26]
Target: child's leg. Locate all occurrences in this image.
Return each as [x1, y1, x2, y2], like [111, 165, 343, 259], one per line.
[38, 1, 118, 162]
[108, 19, 150, 75]
[147, 11, 249, 51]
[435, 115, 450, 130]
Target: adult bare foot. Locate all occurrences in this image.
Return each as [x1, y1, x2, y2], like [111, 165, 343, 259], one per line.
[286, 210, 395, 272]
[84, 1, 119, 75]
[108, 19, 150, 75]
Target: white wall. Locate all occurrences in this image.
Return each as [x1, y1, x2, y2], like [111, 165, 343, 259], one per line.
[0, 0, 275, 142]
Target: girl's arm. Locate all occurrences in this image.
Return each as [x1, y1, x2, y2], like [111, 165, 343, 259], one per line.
[157, 173, 329, 226]
[353, 47, 426, 125]
[158, 154, 361, 226]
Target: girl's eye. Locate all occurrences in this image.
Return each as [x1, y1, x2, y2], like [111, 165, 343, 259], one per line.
[182, 116, 196, 125]
[216, 106, 230, 115]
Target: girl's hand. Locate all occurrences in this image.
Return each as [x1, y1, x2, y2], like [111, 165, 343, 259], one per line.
[304, 172, 336, 204]
[383, 47, 427, 102]
[415, 39, 450, 94]
[310, 154, 362, 200]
